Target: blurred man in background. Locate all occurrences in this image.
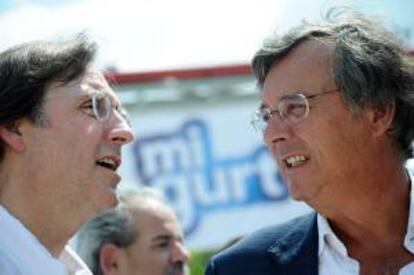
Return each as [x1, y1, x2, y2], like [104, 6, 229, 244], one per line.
[0, 35, 134, 274]
[206, 9, 414, 275]
[77, 187, 189, 275]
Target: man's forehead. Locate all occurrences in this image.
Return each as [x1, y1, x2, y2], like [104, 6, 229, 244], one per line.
[130, 208, 183, 238]
[81, 69, 112, 92]
[261, 40, 335, 102]
[46, 68, 114, 97]
[148, 225, 184, 244]
[80, 69, 121, 104]
[134, 206, 179, 227]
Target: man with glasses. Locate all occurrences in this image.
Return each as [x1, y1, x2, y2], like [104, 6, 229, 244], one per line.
[206, 10, 414, 275]
[0, 35, 134, 274]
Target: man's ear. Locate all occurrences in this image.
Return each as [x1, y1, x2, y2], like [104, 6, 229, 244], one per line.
[100, 243, 122, 275]
[0, 122, 25, 152]
[367, 102, 395, 137]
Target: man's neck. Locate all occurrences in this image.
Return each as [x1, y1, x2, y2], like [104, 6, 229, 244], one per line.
[320, 165, 411, 251]
[0, 187, 77, 257]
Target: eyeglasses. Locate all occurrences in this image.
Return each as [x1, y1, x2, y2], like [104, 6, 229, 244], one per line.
[80, 84, 123, 122]
[251, 90, 337, 133]
[90, 93, 114, 122]
[89, 93, 132, 124]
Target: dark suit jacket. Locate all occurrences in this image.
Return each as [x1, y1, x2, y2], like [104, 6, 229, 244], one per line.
[205, 212, 318, 275]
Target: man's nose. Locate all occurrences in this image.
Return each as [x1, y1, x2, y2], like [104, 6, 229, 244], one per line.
[171, 242, 189, 264]
[107, 110, 134, 145]
[263, 115, 292, 146]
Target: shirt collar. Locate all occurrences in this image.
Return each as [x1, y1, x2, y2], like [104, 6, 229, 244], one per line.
[0, 205, 66, 275]
[0, 205, 92, 275]
[317, 213, 348, 257]
[59, 246, 92, 275]
[318, 170, 414, 257]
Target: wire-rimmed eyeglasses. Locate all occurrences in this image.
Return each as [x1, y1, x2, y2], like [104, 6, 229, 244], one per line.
[90, 93, 114, 121]
[250, 90, 337, 133]
[80, 84, 122, 122]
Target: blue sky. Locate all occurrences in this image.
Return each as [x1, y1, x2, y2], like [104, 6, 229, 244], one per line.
[0, 0, 78, 10]
[0, 0, 413, 72]
[0, 0, 12, 10]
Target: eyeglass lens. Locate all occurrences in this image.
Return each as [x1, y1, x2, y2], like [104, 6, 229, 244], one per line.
[92, 95, 111, 121]
[252, 94, 310, 133]
[280, 95, 309, 123]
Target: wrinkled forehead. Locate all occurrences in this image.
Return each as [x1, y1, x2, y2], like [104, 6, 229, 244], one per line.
[80, 68, 113, 94]
[261, 40, 336, 103]
[131, 201, 183, 233]
[46, 67, 118, 101]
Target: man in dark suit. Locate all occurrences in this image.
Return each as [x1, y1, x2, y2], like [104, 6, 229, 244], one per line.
[206, 10, 414, 275]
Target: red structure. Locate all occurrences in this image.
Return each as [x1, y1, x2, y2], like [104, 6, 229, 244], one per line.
[105, 64, 251, 85]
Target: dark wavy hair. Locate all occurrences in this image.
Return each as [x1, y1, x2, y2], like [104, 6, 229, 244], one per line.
[0, 34, 97, 161]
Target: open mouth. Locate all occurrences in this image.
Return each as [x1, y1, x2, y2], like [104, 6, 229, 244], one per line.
[96, 157, 120, 171]
[284, 155, 310, 168]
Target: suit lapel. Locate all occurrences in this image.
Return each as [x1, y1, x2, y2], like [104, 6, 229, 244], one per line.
[267, 213, 319, 275]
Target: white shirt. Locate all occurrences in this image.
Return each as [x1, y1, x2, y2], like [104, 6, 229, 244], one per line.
[0, 205, 92, 275]
[318, 177, 414, 275]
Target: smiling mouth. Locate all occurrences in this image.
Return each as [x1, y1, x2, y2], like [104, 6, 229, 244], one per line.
[284, 155, 310, 168]
[96, 157, 120, 171]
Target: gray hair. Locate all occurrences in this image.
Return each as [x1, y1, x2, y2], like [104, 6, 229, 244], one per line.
[252, 9, 414, 161]
[76, 187, 167, 275]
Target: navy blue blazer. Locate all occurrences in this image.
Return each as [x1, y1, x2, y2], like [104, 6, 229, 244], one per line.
[205, 213, 318, 275]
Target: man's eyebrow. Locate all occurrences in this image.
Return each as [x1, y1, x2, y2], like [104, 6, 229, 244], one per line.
[80, 83, 121, 103]
[152, 234, 173, 242]
[80, 83, 111, 95]
[152, 233, 183, 243]
[151, 234, 173, 246]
